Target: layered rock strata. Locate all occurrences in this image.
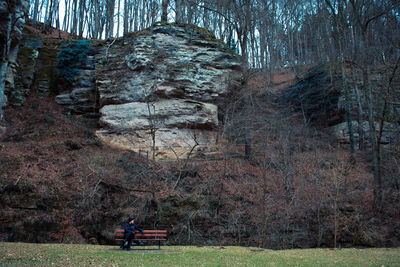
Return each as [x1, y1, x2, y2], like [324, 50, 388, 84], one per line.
[0, 0, 29, 120]
[56, 23, 242, 159]
[95, 23, 242, 159]
[280, 65, 400, 146]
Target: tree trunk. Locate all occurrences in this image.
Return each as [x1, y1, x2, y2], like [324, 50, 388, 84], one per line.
[244, 126, 251, 160]
[71, 0, 78, 35]
[108, 0, 115, 38]
[123, 0, 128, 35]
[78, 0, 86, 38]
[161, 0, 169, 23]
[32, 0, 40, 23]
[62, 0, 70, 32]
[341, 60, 356, 164]
[353, 68, 365, 150]
[175, 0, 182, 23]
[364, 64, 382, 210]
[358, 27, 382, 210]
[116, 0, 120, 37]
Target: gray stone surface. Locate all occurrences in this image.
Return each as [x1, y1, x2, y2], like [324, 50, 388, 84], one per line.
[55, 53, 97, 114]
[93, 23, 242, 159]
[0, 0, 29, 118]
[55, 23, 242, 159]
[331, 120, 397, 145]
[99, 99, 218, 131]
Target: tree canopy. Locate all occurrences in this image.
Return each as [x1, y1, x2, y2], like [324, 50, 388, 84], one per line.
[28, 0, 399, 70]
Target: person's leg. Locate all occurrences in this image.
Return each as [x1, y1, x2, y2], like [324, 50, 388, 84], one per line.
[122, 233, 132, 250]
[126, 233, 134, 250]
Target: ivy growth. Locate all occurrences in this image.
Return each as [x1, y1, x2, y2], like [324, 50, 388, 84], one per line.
[56, 40, 91, 85]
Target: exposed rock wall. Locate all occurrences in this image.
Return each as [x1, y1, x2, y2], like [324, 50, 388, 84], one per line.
[0, 0, 29, 121]
[280, 64, 400, 146]
[332, 120, 397, 145]
[55, 40, 97, 116]
[57, 23, 242, 159]
[96, 24, 242, 159]
[278, 65, 344, 127]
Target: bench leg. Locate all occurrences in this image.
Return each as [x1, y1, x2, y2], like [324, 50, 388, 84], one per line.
[158, 240, 160, 250]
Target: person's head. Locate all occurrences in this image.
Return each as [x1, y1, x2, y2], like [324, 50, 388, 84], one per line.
[128, 217, 135, 224]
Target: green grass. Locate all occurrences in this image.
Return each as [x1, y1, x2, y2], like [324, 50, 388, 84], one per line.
[0, 242, 399, 266]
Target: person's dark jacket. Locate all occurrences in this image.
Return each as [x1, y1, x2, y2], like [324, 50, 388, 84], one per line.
[124, 219, 144, 238]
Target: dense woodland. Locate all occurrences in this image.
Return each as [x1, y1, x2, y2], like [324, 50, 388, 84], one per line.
[28, 0, 399, 69]
[0, 0, 400, 248]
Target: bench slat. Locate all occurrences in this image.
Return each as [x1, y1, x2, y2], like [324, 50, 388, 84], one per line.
[115, 239, 168, 241]
[116, 233, 167, 236]
[116, 230, 167, 233]
[116, 234, 167, 237]
[135, 235, 167, 237]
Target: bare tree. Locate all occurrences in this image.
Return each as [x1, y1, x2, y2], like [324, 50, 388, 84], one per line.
[161, 0, 169, 22]
[349, 0, 391, 210]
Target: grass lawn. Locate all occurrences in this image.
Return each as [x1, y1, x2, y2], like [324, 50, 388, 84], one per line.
[0, 242, 400, 266]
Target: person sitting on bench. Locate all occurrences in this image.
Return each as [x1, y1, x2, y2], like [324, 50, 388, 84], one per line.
[121, 216, 144, 250]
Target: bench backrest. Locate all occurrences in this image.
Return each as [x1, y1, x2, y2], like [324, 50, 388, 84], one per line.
[115, 229, 167, 240]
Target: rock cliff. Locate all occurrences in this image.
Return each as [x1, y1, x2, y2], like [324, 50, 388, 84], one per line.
[278, 65, 344, 127]
[279, 64, 400, 146]
[0, 0, 29, 121]
[57, 23, 243, 159]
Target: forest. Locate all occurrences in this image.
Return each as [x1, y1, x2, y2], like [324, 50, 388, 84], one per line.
[26, 0, 400, 216]
[27, 0, 399, 69]
[0, 0, 400, 249]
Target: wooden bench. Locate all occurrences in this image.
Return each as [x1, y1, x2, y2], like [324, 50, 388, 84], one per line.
[115, 229, 167, 250]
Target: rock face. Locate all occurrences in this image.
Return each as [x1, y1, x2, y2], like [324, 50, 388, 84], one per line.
[99, 100, 218, 131]
[54, 40, 98, 116]
[332, 121, 397, 145]
[0, 0, 29, 120]
[56, 23, 242, 159]
[11, 28, 60, 106]
[278, 65, 344, 126]
[95, 24, 242, 159]
[280, 64, 400, 146]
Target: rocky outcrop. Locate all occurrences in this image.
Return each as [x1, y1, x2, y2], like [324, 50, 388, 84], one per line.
[55, 23, 242, 159]
[11, 34, 42, 105]
[99, 99, 218, 130]
[0, 0, 29, 120]
[4, 24, 61, 107]
[278, 65, 344, 126]
[280, 64, 400, 145]
[55, 67, 97, 116]
[94, 24, 242, 159]
[331, 120, 397, 145]
[55, 40, 98, 116]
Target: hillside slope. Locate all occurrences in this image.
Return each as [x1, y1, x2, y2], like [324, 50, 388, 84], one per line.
[0, 25, 399, 249]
